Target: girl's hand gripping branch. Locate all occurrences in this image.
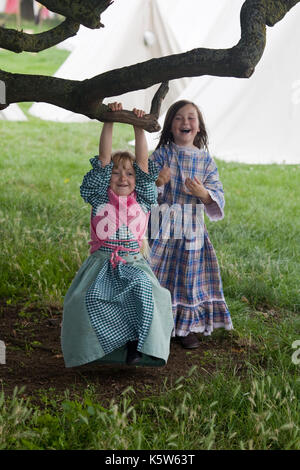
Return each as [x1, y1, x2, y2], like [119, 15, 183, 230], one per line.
[99, 102, 148, 173]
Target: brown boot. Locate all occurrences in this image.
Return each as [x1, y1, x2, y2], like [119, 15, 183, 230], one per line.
[179, 333, 200, 349]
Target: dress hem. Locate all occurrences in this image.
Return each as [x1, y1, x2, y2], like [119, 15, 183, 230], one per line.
[173, 320, 234, 337]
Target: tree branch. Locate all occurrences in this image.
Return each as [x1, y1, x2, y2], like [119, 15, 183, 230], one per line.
[0, 0, 114, 53]
[39, 0, 114, 29]
[1, 0, 299, 130]
[150, 82, 170, 117]
[266, 0, 300, 25]
[91, 83, 170, 131]
[0, 69, 166, 131]
[0, 18, 80, 53]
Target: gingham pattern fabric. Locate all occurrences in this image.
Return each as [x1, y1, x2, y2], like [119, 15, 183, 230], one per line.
[80, 156, 159, 218]
[149, 142, 233, 336]
[86, 257, 154, 354]
[79, 156, 159, 353]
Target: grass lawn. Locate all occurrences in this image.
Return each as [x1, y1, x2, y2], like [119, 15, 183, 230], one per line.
[0, 16, 299, 450]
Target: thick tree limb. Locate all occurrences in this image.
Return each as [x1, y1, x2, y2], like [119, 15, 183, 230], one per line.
[90, 82, 170, 131]
[1, 0, 299, 130]
[0, 0, 113, 53]
[39, 0, 113, 29]
[266, 0, 300, 25]
[0, 69, 166, 131]
[0, 19, 80, 53]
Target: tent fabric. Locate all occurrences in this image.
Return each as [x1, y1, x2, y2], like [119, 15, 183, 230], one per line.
[145, 1, 300, 164]
[28, 0, 300, 164]
[0, 0, 7, 13]
[0, 103, 27, 121]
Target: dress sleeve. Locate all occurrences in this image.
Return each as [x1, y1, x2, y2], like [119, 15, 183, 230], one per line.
[133, 159, 159, 212]
[150, 147, 167, 196]
[202, 153, 225, 221]
[80, 156, 112, 210]
[150, 148, 165, 171]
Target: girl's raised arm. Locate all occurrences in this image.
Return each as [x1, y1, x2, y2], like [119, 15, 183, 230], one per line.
[99, 102, 122, 166]
[133, 108, 148, 174]
[99, 122, 113, 167]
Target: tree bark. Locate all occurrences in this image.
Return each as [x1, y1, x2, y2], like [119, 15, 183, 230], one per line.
[39, 0, 113, 28]
[0, 0, 299, 129]
[0, 18, 80, 52]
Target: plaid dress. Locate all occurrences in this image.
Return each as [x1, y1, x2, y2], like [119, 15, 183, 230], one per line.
[61, 157, 173, 367]
[149, 142, 233, 336]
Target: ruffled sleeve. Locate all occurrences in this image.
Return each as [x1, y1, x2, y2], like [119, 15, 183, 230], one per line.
[80, 156, 112, 211]
[133, 159, 159, 212]
[202, 153, 225, 221]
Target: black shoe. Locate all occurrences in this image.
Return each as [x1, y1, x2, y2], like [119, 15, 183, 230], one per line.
[179, 333, 200, 349]
[150, 356, 160, 361]
[126, 340, 142, 365]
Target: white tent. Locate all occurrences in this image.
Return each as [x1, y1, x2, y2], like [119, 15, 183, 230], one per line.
[145, 1, 300, 164]
[28, 0, 300, 164]
[0, 103, 27, 121]
[0, 0, 6, 13]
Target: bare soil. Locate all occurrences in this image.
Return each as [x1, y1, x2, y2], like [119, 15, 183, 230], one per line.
[0, 300, 251, 408]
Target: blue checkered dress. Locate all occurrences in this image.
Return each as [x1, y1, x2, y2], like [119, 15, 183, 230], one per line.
[149, 142, 233, 336]
[61, 155, 174, 368]
[61, 156, 174, 368]
[78, 157, 162, 356]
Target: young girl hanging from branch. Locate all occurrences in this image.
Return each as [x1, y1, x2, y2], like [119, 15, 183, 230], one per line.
[61, 102, 173, 367]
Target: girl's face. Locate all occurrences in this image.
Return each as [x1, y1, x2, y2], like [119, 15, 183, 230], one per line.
[171, 103, 200, 147]
[110, 161, 136, 196]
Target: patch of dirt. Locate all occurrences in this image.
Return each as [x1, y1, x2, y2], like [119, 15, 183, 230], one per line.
[0, 300, 253, 407]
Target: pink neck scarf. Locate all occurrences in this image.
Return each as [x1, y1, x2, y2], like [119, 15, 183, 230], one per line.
[89, 188, 149, 267]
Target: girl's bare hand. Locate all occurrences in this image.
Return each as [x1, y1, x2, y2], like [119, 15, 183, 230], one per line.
[108, 102, 123, 112]
[133, 108, 146, 118]
[158, 166, 171, 185]
[184, 176, 205, 197]
[184, 176, 213, 204]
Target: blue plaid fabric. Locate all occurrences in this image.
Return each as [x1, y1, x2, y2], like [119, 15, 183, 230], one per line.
[149, 142, 233, 336]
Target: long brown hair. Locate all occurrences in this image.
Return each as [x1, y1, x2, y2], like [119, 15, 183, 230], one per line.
[156, 100, 209, 150]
